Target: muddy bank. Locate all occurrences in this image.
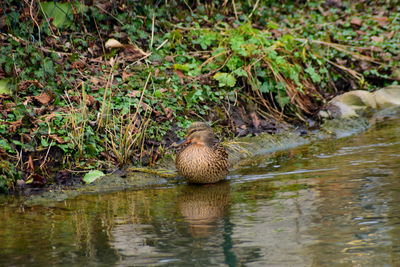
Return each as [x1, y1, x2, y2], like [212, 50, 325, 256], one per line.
[21, 105, 400, 206]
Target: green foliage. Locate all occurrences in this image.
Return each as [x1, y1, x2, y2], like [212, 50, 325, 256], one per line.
[0, 161, 21, 192]
[39, 1, 87, 29]
[214, 73, 237, 87]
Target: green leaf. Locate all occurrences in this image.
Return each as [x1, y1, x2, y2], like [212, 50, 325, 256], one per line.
[267, 21, 279, 30]
[213, 72, 236, 87]
[83, 170, 105, 184]
[227, 56, 244, 71]
[305, 66, 321, 83]
[0, 79, 12, 95]
[233, 68, 248, 77]
[0, 139, 13, 153]
[276, 95, 290, 107]
[192, 30, 218, 50]
[173, 64, 190, 72]
[40, 1, 87, 29]
[260, 82, 272, 93]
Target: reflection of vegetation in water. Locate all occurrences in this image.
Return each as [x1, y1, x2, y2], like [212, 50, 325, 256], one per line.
[2, 116, 400, 266]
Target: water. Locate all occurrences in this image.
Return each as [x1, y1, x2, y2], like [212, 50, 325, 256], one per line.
[1, 115, 400, 267]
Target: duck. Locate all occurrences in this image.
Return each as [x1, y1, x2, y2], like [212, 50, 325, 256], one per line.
[175, 122, 229, 184]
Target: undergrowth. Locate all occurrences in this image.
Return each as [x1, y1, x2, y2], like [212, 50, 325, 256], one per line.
[0, 0, 398, 191]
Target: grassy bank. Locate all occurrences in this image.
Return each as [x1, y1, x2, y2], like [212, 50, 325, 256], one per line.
[0, 0, 398, 192]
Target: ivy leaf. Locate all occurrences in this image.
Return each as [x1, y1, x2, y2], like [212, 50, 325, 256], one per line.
[260, 82, 272, 93]
[83, 170, 105, 184]
[276, 95, 290, 107]
[233, 68, 248, 77]
[213, 72, 236, 87]
[305, 66, 321, 83]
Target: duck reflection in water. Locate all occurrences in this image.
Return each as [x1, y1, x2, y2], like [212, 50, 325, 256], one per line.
[178, 181, 231, 238]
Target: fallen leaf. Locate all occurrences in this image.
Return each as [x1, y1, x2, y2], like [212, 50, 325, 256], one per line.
[123, 45, 150, 61]
[165, 56, 174, 62]
[127, 90, 141, 97]
[122, 70, 134, 81]
[140, 102, 152, 112]
[9, 119, 23, 132]
[374, 16, 389, 26]
[34, 91, 52, 105]
[164, 107, 173, 119]
[85, 94, 95, 106]
[350, 17, 362, 26]
[90, 77, 100, 85]
[49, 134, 66, 144]
[105, 38, 125, 49]
[124, 45, 148, 56]
[371, 36, 384, 42]
[83, 170, 105, 184]
[385, 31, 395, 39]
[71, 61, 86, 70]
[27, 155, 34, 171]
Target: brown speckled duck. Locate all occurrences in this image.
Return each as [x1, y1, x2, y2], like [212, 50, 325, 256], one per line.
[175, 122, 228, 184]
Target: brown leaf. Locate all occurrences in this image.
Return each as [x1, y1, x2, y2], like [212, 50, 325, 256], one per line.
[27, 155, 34, 171]
[371, 36, 384, 42]
[165, 56, 174, 62]
[9, 119, 22, 132]
[164, 107, 173, 119]
[140, 102, 152, 112]
[49, 134, 66, 144]
[122, 70, 134, 81]
[350, 17, 362, 27]
[19, 80, 43, 91]
[90, 77, 100, 85]
[85, 94, 95, 106]
[385, 31, 395, 39]
[174, 70, 186, 84]
[124, 45, 148, 56]
[127, 90, 141, 97]
[374, 17, 389, 26]
[271, 29, 282, 38]
[34, 91, 52, 105]
[71, 61, 86, 70]
[123, 45, 150, 61]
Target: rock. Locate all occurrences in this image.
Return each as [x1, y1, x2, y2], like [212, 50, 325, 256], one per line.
[319, 90, 376, 119]
[320, 101, 358, 118]
[373, 85, 400, 108]
[334, 90, 377, 109]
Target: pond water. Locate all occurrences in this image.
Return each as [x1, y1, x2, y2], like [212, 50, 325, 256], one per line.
[1, 114, 400, 267]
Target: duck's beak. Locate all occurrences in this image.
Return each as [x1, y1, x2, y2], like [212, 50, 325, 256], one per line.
[172, 138, 190, 147]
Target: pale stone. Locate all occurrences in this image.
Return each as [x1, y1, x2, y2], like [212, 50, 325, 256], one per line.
[373, 85, 400, 108]
[333, 90, 377, 109]
[319, 101, 358, 118]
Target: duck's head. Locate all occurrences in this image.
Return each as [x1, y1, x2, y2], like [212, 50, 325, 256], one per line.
[175, 122, 216, 147]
